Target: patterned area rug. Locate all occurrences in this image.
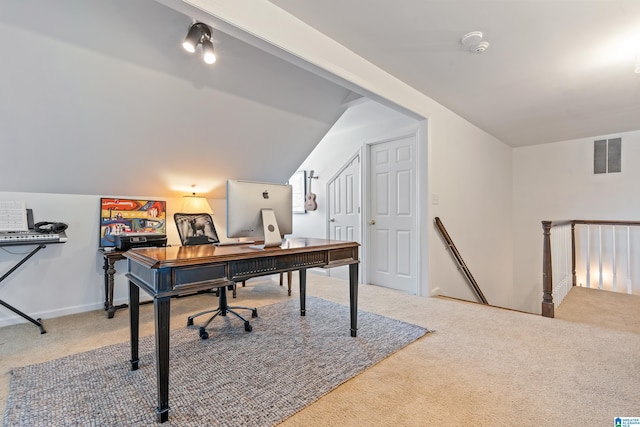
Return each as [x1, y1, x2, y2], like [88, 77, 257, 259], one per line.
[3, 296, 427, 426]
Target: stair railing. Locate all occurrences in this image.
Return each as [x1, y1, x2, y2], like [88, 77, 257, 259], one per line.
[434, 217, 488, 304]
[542, 219, 640, 318]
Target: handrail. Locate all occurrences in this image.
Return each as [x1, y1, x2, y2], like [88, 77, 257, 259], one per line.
[542, 219, 640, 317]
[571, 220, 640, 226]
[434, 217, 488, 304]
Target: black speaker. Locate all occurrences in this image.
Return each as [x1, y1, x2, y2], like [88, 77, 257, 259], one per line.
[34, 221, 68, 234]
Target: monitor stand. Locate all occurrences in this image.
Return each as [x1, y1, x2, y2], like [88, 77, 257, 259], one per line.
[249, 209, 283, 250]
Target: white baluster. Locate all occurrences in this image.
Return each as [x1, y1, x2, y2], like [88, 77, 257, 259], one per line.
[598, 225, 603, 290]
[586, 225, 591, 288]
[612, 225, 617, 292]
[563, 225, 569, 301]
[627, 226, 632, 294]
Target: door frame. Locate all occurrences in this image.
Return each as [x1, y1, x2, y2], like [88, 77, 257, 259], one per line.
[361, 126, 422, 294]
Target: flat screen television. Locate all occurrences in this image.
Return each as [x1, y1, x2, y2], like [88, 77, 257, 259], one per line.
[226, 180, 293, 249]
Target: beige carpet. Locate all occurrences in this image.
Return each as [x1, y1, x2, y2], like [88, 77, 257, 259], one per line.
[1, 276, 639, 426]
[553, 285, 640, 334]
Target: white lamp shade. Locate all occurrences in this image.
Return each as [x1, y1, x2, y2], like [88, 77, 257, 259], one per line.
[179, 196, 213, 214]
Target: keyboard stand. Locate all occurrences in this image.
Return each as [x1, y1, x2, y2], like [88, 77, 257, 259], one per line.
[0, 244, 47, 334]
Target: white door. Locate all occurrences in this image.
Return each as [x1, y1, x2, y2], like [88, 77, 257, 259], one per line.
[327, 155, 360, 280]
[367, 135, 417, 293]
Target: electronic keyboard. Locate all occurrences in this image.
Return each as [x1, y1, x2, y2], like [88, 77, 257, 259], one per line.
[0, 231, 67, 246]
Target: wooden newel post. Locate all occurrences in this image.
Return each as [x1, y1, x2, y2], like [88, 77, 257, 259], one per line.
[541, 220, 554, 318]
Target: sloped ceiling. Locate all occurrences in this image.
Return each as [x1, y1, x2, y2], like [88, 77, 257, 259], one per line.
[0, 0, 351, 199]
[270, 0, 640, 147]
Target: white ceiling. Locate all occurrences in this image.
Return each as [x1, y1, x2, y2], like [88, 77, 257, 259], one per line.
[269, 0, 640, 147]
[3, 0, 640, 199]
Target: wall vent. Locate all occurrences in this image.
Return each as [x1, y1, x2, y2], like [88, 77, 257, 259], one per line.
[594, 137, 621, 174]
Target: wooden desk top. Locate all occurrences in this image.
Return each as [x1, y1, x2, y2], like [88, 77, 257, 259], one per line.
[123, 238, 359, 269]
[98, 248, 127, 260]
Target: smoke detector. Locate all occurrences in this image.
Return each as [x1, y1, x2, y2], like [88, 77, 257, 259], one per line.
[471, 41, 490, 54]
[460, 31, 489, 54]
[461, 31, 483, 47]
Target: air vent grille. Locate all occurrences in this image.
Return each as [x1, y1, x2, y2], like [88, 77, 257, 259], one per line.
[594, 137, 621, 174]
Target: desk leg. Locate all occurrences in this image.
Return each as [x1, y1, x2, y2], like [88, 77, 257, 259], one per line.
[107, 258, 117, 317]
[299, 269, 306, 316]
[106, 258, 127, 318]
[102, 258, 109, 311]
[349, 263, 358, 337]
[154, 296, 171, 423]
[129, 282, 139, 371]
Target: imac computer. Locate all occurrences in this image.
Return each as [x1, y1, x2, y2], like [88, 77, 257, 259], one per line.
[226, 180, 293, 249]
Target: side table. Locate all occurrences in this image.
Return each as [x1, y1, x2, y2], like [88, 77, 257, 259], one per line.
[98, 248, 127, 318]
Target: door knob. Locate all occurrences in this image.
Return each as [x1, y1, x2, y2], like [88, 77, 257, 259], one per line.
[329, 218, 335, 222]
[369, 219, 376, 225]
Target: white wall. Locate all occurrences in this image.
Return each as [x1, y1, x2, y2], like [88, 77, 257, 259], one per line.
[292, 100, 515, 307]
[0, 192, 232, 327]
[512, 129, 640, 313]
[292, 101, 418, 239]
[427, 110, 514, 308]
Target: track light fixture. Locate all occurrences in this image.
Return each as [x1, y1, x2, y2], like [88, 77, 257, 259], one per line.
[201, 39, 216, 64]
[182, 22, 216, 65]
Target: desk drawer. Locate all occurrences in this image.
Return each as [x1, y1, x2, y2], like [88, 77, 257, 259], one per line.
[327, 247, 358, 266]
[228, 252, 328, 280]
[229, 257, 277, 279]
[173, 263, 226, 289]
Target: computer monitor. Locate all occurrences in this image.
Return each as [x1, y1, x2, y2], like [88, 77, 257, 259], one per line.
[226, 179, 293, 249]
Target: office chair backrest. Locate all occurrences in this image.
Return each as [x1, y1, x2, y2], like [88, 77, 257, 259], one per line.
[174, 213, 219, 246]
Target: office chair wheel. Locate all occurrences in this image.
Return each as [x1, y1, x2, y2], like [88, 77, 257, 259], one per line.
[187, 318, 194, 326]
[199, 327, 209, 340]
[244, 321, 252, 332]
[251, 309, 258, 318]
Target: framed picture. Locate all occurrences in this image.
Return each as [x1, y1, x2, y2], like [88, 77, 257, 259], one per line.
[99, 198, 166, 247]
[290, 170, 307, 214]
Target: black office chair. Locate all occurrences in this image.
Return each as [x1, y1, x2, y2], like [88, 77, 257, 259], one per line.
[174, 213, 258, 339]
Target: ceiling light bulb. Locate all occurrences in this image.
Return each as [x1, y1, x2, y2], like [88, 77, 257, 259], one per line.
[182, 40, 196, 53]
[202, 39, 216, 64]
[203, 52, 216, 64]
